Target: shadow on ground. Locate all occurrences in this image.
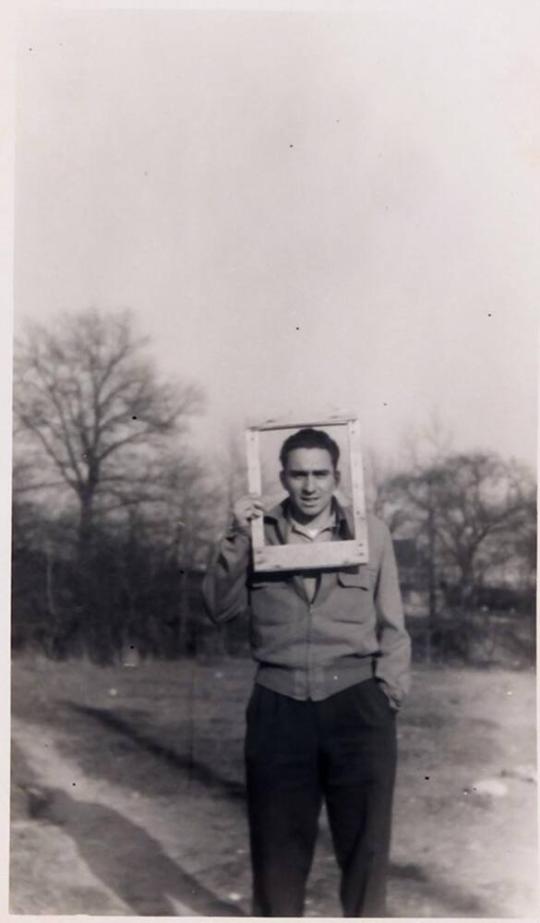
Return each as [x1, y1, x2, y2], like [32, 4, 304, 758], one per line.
[24, 785, 245, 916]
[61, 701, 492, 918]
[389, 862, 488, 917]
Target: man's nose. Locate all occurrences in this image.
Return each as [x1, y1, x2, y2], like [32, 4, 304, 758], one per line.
[304, 476, 316, 493]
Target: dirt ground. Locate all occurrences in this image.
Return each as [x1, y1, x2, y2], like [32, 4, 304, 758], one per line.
[10, 654, 538, 917]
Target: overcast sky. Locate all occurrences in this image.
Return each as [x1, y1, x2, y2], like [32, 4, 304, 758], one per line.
[14, 1, 539, 470]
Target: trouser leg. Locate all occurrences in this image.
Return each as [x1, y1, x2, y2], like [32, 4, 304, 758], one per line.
[245, 685, 322, 917]
[319, 679, 397, 918]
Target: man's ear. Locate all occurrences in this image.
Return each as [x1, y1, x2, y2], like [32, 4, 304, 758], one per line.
[334, 469, 341, 487]
[279, 469, 287, 490]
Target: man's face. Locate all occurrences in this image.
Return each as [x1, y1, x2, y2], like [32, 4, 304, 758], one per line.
[280, 447, 340, 522]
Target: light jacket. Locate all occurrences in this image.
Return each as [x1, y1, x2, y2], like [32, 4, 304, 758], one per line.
[202, 499, 411, 708]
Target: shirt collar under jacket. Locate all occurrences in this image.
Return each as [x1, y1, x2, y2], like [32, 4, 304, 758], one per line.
[288, 507, 336, 541]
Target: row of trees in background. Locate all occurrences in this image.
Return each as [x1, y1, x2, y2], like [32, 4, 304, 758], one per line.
[12, 310, 536, 665]
[373, 423, 536, 663]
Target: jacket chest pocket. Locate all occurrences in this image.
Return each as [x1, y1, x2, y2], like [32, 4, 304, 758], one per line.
[334, 566, 375, 623]
[337, 566, 371, 590]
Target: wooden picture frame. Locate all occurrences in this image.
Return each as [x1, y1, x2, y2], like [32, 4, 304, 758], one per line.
[246, 415, 369, 572]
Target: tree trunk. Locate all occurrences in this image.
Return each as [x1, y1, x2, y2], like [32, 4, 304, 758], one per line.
[459, 561, 476, 662]
[76, 487, 108, 661]
[77, 488, 95, 558]
[178, 567, 191, 655]
[426, 506, 437, 663]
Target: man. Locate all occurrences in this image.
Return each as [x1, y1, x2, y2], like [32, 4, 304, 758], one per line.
[202, 427, 411, 917]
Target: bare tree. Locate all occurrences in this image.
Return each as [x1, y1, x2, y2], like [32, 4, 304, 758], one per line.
[14, 308, 203, 552]
[13, 309, 208, 661]
[376, 414, 452, 658]
[384, 450, 536, 659]
[431, 455, 533, 604]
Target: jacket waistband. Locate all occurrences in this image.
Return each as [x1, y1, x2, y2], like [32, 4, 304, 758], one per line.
[254, 654, 376, 701]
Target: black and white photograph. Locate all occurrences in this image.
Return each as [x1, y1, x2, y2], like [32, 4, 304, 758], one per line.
[6, 0, 538, 918]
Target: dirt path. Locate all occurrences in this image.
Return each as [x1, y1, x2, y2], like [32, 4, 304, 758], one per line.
[12, 716, 251, 916]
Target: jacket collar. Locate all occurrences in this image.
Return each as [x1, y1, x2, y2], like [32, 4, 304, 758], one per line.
[264, 496, 354, 542]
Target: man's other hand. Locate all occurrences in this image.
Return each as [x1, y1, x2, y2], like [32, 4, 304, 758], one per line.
[233, 495, 264, 533]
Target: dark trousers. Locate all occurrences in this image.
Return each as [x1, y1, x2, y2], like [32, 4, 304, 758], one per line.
[245, 679, 397, 917]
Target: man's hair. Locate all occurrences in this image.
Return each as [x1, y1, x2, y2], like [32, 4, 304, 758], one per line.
[279, 427, 340, 470]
